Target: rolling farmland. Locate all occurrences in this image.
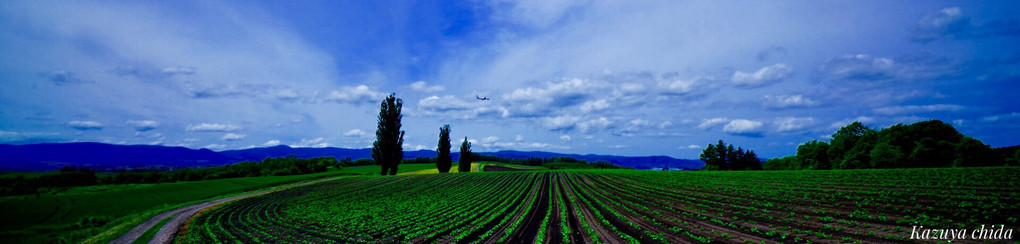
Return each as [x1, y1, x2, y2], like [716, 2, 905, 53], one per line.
[180, 167, 1020, 243]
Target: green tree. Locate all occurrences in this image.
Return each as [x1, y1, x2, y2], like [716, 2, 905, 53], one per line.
[701, 140, 760, 170]
[372, 93, 405, 175]
[954, 136, 997, 167]
[436, 125, 452, 173]
[797, 140, 830, 170]
[459, 137, 472, 172]
[700, 140, 727, 170]
[1009, 150, 1020, 166]
[869, 142, 904, 168]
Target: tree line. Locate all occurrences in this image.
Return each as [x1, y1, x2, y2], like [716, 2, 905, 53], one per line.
[699, 140, 762, 170]
[0, 156, 340, 196]
[765, 120, 1017, 170]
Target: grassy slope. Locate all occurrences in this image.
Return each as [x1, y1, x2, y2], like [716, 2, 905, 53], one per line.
[401, 163, 481, 175]
[0, 164, 436, 243]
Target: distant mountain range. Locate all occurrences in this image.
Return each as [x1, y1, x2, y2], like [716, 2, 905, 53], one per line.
[0, 142, 704, 171]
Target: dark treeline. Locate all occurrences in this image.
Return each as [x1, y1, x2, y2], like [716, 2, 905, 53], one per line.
[471, 153, 626, 169]
[699, 140, 762, 170]
[0, 156, 341, 196]
[766, 120, 1016, 170]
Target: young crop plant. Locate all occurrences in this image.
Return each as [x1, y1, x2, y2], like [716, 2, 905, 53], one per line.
[169, 167, 1020, 244]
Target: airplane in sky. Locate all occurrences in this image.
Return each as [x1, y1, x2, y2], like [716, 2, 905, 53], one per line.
[476, 95, 490, 101]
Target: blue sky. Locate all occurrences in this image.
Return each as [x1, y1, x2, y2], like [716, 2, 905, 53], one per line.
[1, 1, 1019, 159]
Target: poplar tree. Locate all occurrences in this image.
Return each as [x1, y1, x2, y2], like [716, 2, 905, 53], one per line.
[436, 125, 452, 173]
[372, 93, 404, 175]
[459, 137, 472, 173]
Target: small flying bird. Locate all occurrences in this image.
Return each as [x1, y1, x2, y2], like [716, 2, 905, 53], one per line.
[476, 95, 490, 101]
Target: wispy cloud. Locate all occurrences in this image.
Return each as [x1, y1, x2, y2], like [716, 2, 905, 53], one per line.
[873, 104, 964, 115]
[39, 71, 93, 85]
[68, 121, 103, 130]
[763, 95, 819, 109]
[697, 118, 729, 130]
[324, 85, 386, 105]
[723, 119, 764, 137]
[126, 120, 159, 132]
[409, 81, 445, 93]
[732, 64, 793, 88]
[186, 123, 240, 132]
[220, 133, 246, 141]
[911, 7, 1020, 43]
[774, 117, 817, 133]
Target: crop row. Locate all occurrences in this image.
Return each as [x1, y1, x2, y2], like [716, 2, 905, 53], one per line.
[179, 167, 1020, 243]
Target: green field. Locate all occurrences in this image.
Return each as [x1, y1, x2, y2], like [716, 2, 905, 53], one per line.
[0, 164, 437, 243]
[180, 167, 1020, 243]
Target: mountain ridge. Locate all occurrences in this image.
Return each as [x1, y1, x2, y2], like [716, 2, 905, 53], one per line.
[0, 142, 704, 171]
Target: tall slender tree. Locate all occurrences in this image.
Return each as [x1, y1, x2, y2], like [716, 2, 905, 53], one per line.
[372, 93, 404, 175]
[459, 137, 472, 173]
[436, 125, 452, 173]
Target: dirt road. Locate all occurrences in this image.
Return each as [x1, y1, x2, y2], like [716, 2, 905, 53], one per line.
[110, 176, 348, 244]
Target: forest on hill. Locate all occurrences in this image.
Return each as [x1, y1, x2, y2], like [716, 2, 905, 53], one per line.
[765, 120, 1019, 170]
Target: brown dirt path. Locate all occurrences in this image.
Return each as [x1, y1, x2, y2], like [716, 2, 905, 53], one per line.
[109, 175, 349, 244]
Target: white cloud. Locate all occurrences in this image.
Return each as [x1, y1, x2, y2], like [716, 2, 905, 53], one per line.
[657, 121, 673, 129]
[482, 136, 500, 144]
[276, 89, 299, 101]
[608, 145, 628, 149]
[186, 123, 240, 132]
[559, 135, 572, 141]
[543, 115, 582, 131]
[417, 95, 509, 119]
[774, 117, 816, 133]
[69, 121, 103, 130]
[0, 131, 61, 143]
[324, 85, 385, 104]
[404, 144, 430, 151]
[824, 54, 897, 81]
[681, 144, 701, 149]
[203, 144, 226, 150]
[506, 78, 600, 116]
[577, 117, 612, 133]
[697, 118, 728, 130]
[579, 99, 610, 113]
[295, 137, 329, 148]
[723, 119, 764, 136]
[409, 81, 445, 93]
[732, 63, 793, 88]
[418, 95, 476, 112]
[263, 140, 281, 146]
[658, 76, 715, 96]
[126, 120, 159, 132]
[492, 0, 587, 29]
[515, 135, 524, 142]
[820, 54, 960, 83]
[830, 116, 875, 129]
[220, 133, 246, 141]
[873, 104, 963, 115]
[911, 7, 967, 42]
[160, 66, 196, 75]
[980, 112, 1020, 122]
[343, 129, 369, 138]
[763, 95, 819, 109]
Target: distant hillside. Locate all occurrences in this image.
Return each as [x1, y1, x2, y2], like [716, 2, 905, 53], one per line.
[479, 150, 704, 170]
[0, 143, 231, 171]
[0, 143, 703, 171]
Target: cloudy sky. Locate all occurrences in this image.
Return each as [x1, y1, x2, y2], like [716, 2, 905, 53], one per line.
[2, 1, 1019, 159]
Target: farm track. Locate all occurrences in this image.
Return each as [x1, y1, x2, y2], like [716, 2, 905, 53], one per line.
[110, 175, 353, 244]
[177, 168, 1020, 243]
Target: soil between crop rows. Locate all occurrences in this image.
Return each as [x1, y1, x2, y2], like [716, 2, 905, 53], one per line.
[177, 168, 1020, 243]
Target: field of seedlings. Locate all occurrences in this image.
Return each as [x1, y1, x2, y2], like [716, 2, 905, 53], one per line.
[179, 167, 1019, 243]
